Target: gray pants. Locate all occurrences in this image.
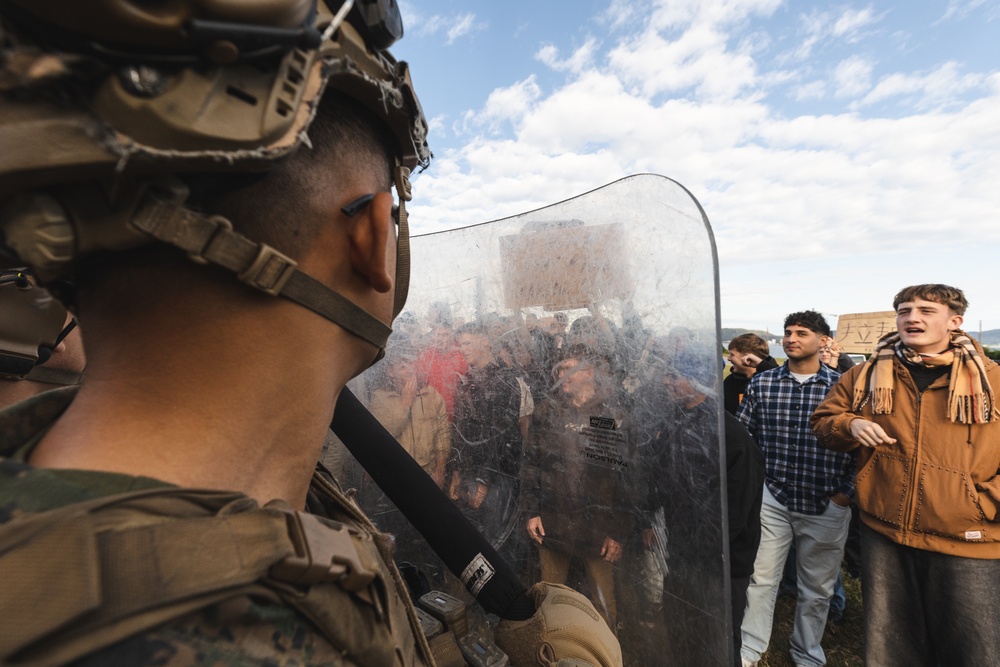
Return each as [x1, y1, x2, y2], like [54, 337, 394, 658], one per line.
[862, 523, 1000, 667]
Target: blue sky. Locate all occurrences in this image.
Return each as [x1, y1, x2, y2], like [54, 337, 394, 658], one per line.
[389, 0, 1000, 333]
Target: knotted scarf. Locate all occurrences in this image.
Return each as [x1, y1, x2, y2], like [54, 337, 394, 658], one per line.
[852, 330, 996, 424]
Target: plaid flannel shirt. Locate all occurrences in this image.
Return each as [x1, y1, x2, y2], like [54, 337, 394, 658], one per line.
[736, 363, 855, 515]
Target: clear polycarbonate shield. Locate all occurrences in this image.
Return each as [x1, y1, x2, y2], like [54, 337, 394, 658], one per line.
[329, 174, 730, 666]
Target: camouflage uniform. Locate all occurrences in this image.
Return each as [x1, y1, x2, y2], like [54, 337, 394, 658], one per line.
[0, 388, 433, 667]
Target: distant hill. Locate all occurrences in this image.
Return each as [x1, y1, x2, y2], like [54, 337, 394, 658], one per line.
[721, 328, 776, 345]
[979, 329, 1000, 346]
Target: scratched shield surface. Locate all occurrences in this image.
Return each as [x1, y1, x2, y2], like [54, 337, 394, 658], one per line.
[334, 174, 730, 666]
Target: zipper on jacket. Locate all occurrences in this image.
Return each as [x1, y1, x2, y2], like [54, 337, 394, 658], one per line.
[900, 370, 950, 538]
[899, 385, 924, 538]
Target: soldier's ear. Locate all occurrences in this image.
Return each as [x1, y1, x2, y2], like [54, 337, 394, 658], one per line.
[347, 191, 395, 294]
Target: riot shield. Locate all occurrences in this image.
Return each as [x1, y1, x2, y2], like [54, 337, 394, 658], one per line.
[332, 174, 729, 666]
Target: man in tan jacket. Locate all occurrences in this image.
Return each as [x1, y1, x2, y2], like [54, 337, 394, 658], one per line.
[812, 284, 1000, 667]
[371, 343, 450, 487]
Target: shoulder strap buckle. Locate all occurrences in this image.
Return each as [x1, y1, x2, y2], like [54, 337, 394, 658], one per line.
[270, 509, 376, 591]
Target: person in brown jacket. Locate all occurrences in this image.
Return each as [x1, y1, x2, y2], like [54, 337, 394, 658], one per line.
[811, 284, 1000, 667]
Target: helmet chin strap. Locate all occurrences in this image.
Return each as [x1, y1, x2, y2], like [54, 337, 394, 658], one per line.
[391, 164, 411, 320]
[1, 164, 412, 363]
[127, 170, 413, 361]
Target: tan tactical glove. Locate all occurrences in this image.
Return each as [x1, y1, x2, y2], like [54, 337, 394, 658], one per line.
[495, 582, 622, 667]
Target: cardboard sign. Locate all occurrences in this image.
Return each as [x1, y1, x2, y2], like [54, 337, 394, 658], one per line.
[835, 311, 897, 354]
[499, 222, 633, 310]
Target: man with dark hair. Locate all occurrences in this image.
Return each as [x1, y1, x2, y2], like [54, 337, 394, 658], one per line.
[450, 321, 530, 548]
[738, 311, 854, 667]
[812, 284, 1000, 667]
[1, 20, 433, 658]
[0, 4, 621, 665]
[725, 333, 778, 415]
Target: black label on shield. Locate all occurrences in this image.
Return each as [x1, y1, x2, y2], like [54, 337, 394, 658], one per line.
[589, 416, 617, 430]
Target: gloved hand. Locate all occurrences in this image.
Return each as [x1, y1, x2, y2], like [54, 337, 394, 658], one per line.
[495, 582, 622, 667]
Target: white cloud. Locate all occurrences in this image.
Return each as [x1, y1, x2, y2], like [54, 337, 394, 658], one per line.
[856, 61, 987, 110]
[536, 39, 599, 73]
[793, 80, 827, 100]
[648, 0, 783, 30]
[445, 14, 478, 44]
[474, 76, 542, 132]
[609, 25, 761, 100]
[833, 55, 874, 98]
[404, 7, 484, 44]
[832, 6, 880, 39]
[782, 5, 886, 63]
[605, 0, 783, 100]
[937, 0, 999, 23]
[426, 113, 447, 137]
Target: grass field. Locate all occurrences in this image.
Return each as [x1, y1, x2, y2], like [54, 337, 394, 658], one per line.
[754, 568, 864, 667]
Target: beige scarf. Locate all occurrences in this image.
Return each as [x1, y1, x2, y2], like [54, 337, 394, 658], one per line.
[852, 330, 996, 424]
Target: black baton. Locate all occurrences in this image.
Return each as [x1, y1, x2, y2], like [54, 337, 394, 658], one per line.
[331, 387, 534, 621]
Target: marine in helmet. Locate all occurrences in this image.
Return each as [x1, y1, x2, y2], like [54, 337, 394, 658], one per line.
[0, 2, 621, 665]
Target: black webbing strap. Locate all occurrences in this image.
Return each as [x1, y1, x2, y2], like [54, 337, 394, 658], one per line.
[130, 199, 392, 348]
[331, 387, 535, 621]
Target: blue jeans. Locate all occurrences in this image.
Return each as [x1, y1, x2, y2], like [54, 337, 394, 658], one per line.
[740, 486, 850, 666]
[781, 547, 846, 618]
[830, 572, 844, 619]
[862, 524, 1000, 666]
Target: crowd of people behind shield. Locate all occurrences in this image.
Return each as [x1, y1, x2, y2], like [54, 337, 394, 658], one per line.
[339, 291, 997, 667]
[325, 300, 726, 650]
[327, 300, 883, 667]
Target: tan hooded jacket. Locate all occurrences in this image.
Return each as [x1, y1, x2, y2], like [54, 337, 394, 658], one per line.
[811, 348, 1000, 558]
[370, 385, 450, 477]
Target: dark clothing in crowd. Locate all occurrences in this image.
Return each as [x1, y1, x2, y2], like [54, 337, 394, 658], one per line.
[452, 363, 523, 484]
[726, 412, 765, 577]
[451, 362, 524, 542]
[725, 411, 765, 667]
[723, 356, 778, 415]
[521, 380, 635, 627]
[645, 394, 730, 664]
[528, 329, 561, 393]
[522, 388, 635, 554]
[833, 353, 855, 373]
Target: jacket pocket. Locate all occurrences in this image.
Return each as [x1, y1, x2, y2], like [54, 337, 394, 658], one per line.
[855, 452, 909, 528]
[913, 462, 995, 541]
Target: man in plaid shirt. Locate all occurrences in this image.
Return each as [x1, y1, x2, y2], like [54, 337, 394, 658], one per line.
[737, 311, 854, 667]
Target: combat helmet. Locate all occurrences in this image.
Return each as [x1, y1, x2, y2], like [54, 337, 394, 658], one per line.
[0, 0, 430, 353]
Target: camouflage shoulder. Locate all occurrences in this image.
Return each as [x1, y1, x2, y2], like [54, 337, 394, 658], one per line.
[72, 598, 358, 667]
[0, 385, 76, 457]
